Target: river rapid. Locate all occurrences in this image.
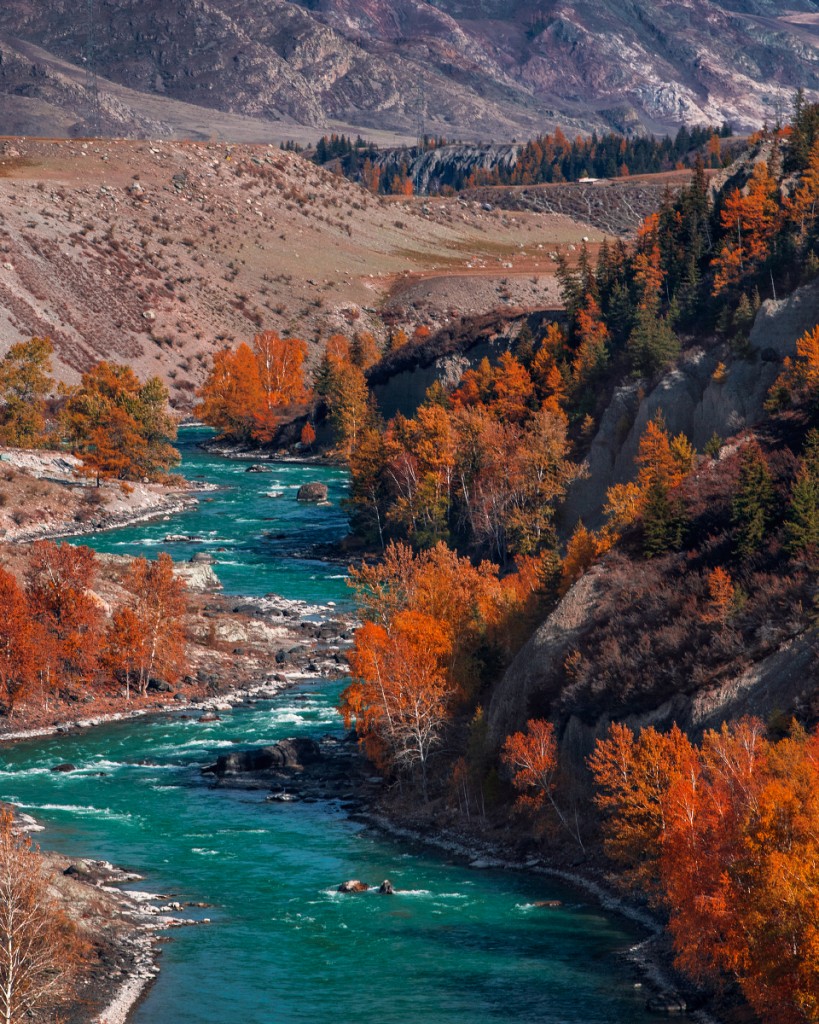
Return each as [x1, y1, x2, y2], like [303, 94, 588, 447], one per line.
[0, 429, 681, 1024]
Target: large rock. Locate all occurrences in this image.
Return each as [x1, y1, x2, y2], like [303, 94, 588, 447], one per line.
[338, 880, 369, 893]
[487, 568, 605, 747]
[296, 482, 329, 502]
[202, 737, 322, 775]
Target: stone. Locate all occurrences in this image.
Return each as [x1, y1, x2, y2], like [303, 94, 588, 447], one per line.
[378, 880, 395, 895]
[338, 880, 369, 893]
[202, 737, 322, 775]
[198, 713, 221, 723]
[533, 900, 562, 908]
[147, 678, 173, 692]
[51, 763, 77, 772]
[296, 482, 329, 502]
[245, 464, 271, 473]
[645, 993, 688, 1014]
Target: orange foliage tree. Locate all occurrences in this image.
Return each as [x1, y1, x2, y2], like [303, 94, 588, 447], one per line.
[106, 553, 187, 697]
[705, 566, 735, 622]
[251, 332, 310, 442]
[502, 718, 584, 848]
[712, 162, 781, 294]
[590, 718, 819, 1024]
[767, 325, 819, 409]
[0, 569, 42, 716]
[24, 541, 103, 692]
[61, 362, 179, 482]
[341, 610, 453, 799]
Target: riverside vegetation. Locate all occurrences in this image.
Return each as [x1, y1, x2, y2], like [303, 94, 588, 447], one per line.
[193, 100, 819, 1024]
[3, 100, 819, 1023]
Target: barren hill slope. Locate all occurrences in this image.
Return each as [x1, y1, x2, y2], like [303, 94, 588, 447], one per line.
[0, 137, 593, 408]
[1, 0, 819, 140]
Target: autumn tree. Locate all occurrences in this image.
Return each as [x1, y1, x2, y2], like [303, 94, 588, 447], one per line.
[196, 343, 262, 442]
[62, 362, 179, 481]
[0, 570, 41, 717]
[315, 352, 373, 459]
[300, 421, 316, 449]
[107, 553, 187, 696]
[560, 521, 610, 594]
[502, 718, 584, 848]
[785, 137, 819, 238]
[705, 566, 735, 622]
[0, 809, 85, 1024]
[712, 161, 780, 294]
[25, 541, 103, 690]
[251, 332, 310, 442]
[588, 722, 696, 891]
[591, 717, 819, 1024]
[0, 338, 54, 448]
[767, 325, 819, 410]
[341, 609, 454, 798]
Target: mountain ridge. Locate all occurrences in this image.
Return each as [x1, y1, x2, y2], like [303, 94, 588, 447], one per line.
[1, 1, 819, 141]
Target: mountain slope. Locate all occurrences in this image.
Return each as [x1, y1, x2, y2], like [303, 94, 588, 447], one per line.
[1, 0, 819, 140]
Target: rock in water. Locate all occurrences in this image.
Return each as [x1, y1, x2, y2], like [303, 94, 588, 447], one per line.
[245, 464, 271, 473]
[201, 737, 322, 775]
[296, 482, 328, 502]
[338, 880, 369, 893]
[51, 763, 76, 772]
[645, 993, 688, 1014]
[378, 880, 395, 895]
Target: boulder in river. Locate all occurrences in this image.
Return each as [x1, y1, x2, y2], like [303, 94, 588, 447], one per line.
[378, 880, 395, 895]
[338, 880, 369, 893]
[51, 763, 77, 773]
[201, 737, 322, 775]
[245, 464, 271, 473]
[645, 993, 688, 1014]
[296, 482, 328, 502]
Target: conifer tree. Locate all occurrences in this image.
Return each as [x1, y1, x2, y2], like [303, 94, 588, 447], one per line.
[732, 443, 775, 557]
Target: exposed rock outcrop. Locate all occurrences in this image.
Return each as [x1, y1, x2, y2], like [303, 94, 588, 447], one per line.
[564, 277, 819, 531]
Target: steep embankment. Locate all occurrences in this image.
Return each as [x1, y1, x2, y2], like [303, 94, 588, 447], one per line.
[565, 276, 819, 531]
[487, 279, 819, 765]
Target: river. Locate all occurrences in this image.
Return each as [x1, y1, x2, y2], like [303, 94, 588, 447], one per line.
[0, 428, 676, 1024]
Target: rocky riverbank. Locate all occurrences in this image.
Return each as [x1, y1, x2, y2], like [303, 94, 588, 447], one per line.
[0, 445, 203, 544]
[4, 803, 206, 1024]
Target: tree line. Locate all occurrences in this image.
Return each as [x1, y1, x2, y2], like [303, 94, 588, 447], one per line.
[310, 123, 735, 194]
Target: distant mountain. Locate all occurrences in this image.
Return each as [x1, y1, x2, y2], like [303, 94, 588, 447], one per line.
[0, 0, 818, 140]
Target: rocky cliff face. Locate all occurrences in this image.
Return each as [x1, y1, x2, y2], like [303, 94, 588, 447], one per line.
[489, 560, 817, 776]
[564, 276, 819, 531]
[486, 276, 819, 767]
[1, 0, 818, 140]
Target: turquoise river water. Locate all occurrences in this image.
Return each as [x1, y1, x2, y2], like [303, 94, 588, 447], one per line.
[0, 428, 676, 1023]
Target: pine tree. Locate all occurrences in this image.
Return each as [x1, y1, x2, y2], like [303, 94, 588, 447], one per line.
[627, 308, 680, 376]
[642, 480, 685, 557]
[732, 443, 775, 557]
[785, 468, 819, 565]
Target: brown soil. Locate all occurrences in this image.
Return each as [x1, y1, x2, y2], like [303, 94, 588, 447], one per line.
[0, 137, 599, 410]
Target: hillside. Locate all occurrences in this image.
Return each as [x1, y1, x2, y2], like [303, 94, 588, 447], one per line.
[1, 1, 819, 140]
[0, 137, 599, 406]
